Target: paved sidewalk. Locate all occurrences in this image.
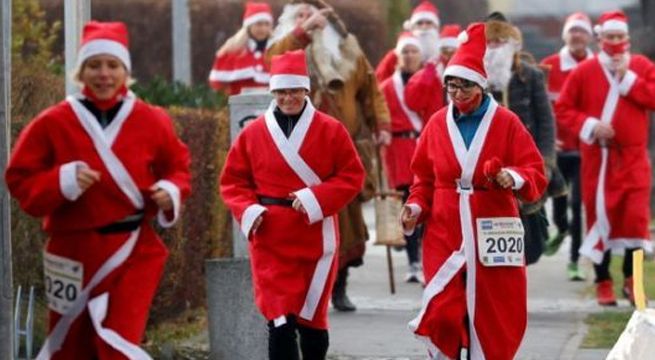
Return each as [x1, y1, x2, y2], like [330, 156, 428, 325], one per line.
[327, 203, 613, 360]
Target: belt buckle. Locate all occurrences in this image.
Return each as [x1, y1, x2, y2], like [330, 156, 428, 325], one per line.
[456, 179, 473, 194]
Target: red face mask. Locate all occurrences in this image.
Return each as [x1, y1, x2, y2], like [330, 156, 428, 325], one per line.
[82, 84, 128, 111]
[452, 92, 482, 114]
[602, 40, 630, 56]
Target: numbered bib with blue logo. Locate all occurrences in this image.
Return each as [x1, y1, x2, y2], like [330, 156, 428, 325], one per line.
[43, 252, 84, 314]
[476, 217, 525, 267]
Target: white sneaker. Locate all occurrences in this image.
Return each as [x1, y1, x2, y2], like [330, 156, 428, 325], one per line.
[405, 262, 425, 284]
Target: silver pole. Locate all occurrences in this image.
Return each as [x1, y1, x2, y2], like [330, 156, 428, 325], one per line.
[64, 0, 91, 95]
[172, 0, 192, 85]
[0, 0, 14, 358]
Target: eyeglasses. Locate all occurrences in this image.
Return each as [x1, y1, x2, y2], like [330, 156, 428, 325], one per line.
[445, 81, 477, 95]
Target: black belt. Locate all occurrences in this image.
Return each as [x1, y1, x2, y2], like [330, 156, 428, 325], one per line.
[392, 130, 420, 139]
[97, 212, 145, 234]
[257, 195, 294, 207]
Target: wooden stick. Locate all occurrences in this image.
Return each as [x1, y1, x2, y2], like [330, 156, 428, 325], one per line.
[386, 245, 396, 294]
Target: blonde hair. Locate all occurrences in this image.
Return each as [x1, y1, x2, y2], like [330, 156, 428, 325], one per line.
[217, 27, 249, 57]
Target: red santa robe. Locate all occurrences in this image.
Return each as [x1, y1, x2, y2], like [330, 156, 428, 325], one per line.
[380, 71, 425, 189]
[375, 50, 398, 84]
[219, 99, 365, 329]
[405, 62, 446, 123]
[208, 38, 271, 95]
[406, 97, 546, 359]
[5, 92, 191, 360]
[540, 47, 593, 151]
[555, 52, 655, 263]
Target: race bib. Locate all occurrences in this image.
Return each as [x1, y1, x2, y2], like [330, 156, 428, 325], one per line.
[476, 217, 525, 267]
[43, 252, 84, 314]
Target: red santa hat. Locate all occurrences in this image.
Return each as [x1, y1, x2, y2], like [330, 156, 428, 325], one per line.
[395, 32, 422, 56]
[440, 24, 462, 49]
[407, 1, 440, 29]
[242, 2, 273, 28]
[269, 50, 310, 92]
[77, 21, 131, 72]
[562, 12, 592, 39]
[443, 22, 487, 88]
[594, 10, 629, 35]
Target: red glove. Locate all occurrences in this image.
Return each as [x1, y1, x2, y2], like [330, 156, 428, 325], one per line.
[483, 157, 503, 179]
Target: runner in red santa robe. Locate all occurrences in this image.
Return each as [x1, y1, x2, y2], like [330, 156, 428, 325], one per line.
[208, 2, 274, 95]
[401, 23, 547, 360]
[540, 12, 594, 281]
[379, 32, 426, 283]
[5, 21, 191, 360]
[555, 10, 655, 306]
[375, 1, 440, 83]
[219, 50, 365, 360]
[404, 24, 461, 122]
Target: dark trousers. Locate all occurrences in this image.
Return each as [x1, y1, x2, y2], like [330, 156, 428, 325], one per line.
[268, 316, 329, 360]
[594, 248, 639, 283]
[398, 185, 421, 264]
[551, 152, 582, 263]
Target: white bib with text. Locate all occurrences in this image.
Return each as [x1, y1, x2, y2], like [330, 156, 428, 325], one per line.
[476, 217, 525, 267]
[43, 252, 84, 314]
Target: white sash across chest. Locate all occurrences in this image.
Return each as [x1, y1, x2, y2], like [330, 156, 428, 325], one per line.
[408, 98, 499, 360]
[263, 99, 337, 322]
[579, 59, 622, 264]
[392, 71, 423, 133]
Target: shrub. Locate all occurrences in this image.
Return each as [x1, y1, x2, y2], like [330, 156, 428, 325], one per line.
[132, 76, 227, 110]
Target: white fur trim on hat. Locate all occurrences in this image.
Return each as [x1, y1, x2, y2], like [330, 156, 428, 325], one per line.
[595, 20, 629, 34]
[410, 12, 440, 27]
[395, 37, 422, 55]
[269, 74, 310, 92]
[457, 31, 469, 44]
[77, 39, 131, 72]
[440, 37, 459, 49]
[443, 64, 487, 89]
[562, 19, 593, 39]
[243, 12, 274, 28]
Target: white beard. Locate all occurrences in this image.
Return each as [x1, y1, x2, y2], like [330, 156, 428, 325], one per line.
[484, 44, 515, 91]
[413, 28, 440, 62]
[271, 4, 358, 86]
[271, 4, 341, 62]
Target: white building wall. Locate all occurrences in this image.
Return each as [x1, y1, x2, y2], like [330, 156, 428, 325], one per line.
[489, 0, 639, 16]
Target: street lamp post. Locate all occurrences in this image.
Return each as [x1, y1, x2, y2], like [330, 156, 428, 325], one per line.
[172, 0, 192, 85]
[0, 0, 14, 359]
[64, 0, 90, 95]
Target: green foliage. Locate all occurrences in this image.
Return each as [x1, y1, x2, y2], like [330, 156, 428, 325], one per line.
[12, 0, 62, 68]
[385, 0, 411, 46]
[131, 77, 227, 110]
[582, 310, 632, 348]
